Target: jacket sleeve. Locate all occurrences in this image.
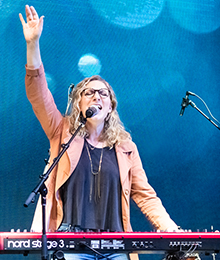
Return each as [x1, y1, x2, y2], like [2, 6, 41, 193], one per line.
[25, 64, 65, 232]
[25, 64, 63, 140]
[129, 142, 178, 231]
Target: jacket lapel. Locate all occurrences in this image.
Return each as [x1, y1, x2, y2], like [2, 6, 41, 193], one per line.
[65, 134, 85, 175]
[115, 142, 133, 187]
[55, 133, 84, 192]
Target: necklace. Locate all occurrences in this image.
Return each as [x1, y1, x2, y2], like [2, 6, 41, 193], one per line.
[85, 141, 104, 202]
[86, 141, 97, 150]
[85, 142, 103, 175]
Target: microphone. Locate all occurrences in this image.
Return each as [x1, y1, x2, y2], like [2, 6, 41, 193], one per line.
[65, 83, 75, 115]
[179, 91, 190, 116]
[85, 105, 101, 118]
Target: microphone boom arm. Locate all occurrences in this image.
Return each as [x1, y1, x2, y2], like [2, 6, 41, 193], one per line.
[188, 100, 220, 131]
[24, 116, 87, 260]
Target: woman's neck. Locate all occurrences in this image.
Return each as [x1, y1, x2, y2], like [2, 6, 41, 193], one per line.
[86, 122, 105, 148]
[86, 122, 103, 147]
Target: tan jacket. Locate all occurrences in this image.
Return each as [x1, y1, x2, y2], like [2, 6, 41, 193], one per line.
[26, 64, 177, 259]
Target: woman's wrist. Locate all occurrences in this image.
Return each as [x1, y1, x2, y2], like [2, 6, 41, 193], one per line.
[26, 41, 42, 68]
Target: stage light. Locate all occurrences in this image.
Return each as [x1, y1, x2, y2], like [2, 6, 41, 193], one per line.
[78, 53, 102, 77]
[89, 0, 164, 29]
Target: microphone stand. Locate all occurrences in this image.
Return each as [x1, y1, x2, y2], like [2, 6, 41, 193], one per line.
[24, 116, 87, 260]
[183, 97, 220, 131]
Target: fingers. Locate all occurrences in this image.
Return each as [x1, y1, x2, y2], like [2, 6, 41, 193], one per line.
[19, 13, 26, 26]
[19, 5, 44, 33]
[39, 15, 45, 30]
[30, 6, 39, 20]
[25, 5, 33, 22]
[25, 5, 40, 22]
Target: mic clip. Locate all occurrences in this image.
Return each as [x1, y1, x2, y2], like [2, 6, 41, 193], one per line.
[65, 83, 75, 116]
[179, 92, 191, 116]
[68, 83, 75, 97]
[181, 96, 190, 109]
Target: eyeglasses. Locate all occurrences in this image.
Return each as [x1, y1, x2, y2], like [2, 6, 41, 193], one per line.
[82, 88, 110, 99]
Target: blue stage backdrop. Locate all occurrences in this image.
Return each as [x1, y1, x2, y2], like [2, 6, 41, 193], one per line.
[1, 0, 220, 259]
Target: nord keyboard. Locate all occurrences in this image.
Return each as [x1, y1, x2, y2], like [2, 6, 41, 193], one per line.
[0, 232, 220, 255]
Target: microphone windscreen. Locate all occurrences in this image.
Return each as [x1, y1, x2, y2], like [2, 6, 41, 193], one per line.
[86, 106, 98, 118]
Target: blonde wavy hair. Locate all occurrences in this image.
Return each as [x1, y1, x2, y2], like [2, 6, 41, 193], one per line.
[66, 75, 131, 147]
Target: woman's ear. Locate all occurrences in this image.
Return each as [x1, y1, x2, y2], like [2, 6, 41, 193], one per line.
[109, 104, 112, 113]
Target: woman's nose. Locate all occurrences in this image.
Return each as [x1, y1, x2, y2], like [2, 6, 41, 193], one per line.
[93, 91, 101, 100]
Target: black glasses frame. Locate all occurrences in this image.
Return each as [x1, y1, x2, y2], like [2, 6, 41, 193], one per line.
[82, 88, 110, 98]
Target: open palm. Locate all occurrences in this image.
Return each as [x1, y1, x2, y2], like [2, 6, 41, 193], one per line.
[19, 5, 44, 43]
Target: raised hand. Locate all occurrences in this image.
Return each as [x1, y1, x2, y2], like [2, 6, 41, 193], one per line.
[19, 5, 44, 43]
